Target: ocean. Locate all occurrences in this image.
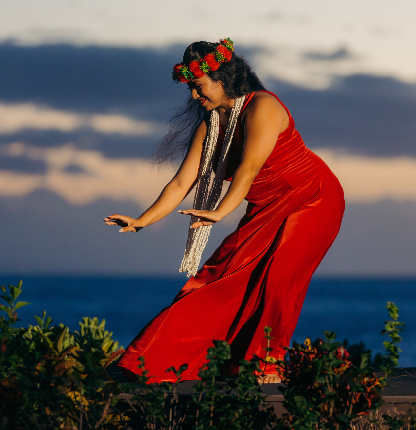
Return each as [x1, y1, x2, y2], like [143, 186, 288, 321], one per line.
[2, 275, 415, 367]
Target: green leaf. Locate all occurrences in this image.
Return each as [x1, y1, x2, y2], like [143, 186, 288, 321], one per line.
[39, 331, 54, 348]
[10, 285, 22, 300]
[0, 304, 9, 313]
[324, 331, 337, 342]
[45, 316, 53, 329]
[386, 302, 399, 319]
[15, 301, 31, 310]
[34, 315, 43, 327]
[54, 326, 68, 353]
[0, 295, 12, 305]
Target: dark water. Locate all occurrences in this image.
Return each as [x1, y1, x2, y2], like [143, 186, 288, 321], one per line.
[2, 275, 415, 367]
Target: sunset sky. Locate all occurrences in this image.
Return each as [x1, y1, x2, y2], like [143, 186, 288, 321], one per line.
[1, 0, 416, 276]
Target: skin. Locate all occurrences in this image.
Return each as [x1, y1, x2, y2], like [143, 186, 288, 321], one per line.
[104, 75, 288, 383]
[258, 375, 281, 384]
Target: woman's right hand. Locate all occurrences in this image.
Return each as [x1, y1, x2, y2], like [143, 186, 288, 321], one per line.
[103, 214, 143, 233]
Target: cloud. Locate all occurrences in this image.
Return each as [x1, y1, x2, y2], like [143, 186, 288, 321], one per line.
[0, 43, 185, 117]
[317, 199, 416, 276]
[0, 143, 176, 205]
[303, 47, 353, 61]
[0, 102, 159, 135]
[1, 188, 416, 277]
[316, 149, 416, 203]
[255, 46, 363, 89]
[0, 155, 47, 174]
[0, 143, 244, 226]
[269, 74, 416, 157]
[1, 144, 416, 211]
[0, 129, 161, 159]
[2, 43, 416, 160]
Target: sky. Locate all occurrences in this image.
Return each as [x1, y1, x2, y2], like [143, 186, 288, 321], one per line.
[1, 0, 416, 276]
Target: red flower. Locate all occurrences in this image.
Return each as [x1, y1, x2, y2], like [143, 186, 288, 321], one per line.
[178, 75, 189, 83]
[189, 61, 205, 78]
[172, 64, 186, 83]
[216, 45, 232, 62]
[173, 64, 183, 75]
[204, 53, 221, 71]
[172, 64, 190, 83]
[335, 346, 349, 360]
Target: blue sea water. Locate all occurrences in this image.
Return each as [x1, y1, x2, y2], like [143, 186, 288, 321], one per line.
[1, 275, 415, 367]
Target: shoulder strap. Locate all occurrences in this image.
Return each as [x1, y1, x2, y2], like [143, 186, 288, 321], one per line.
[240, 92, 256, 115]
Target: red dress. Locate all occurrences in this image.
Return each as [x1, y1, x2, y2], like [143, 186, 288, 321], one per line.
[118, 91, 345, 383]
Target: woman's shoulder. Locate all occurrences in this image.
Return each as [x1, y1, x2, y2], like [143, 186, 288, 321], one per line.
[249, 91, 285, 110]
[242, 91, 289, 122]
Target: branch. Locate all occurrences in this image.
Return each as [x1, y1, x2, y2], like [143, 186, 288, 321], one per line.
[94, 394, 113, 429]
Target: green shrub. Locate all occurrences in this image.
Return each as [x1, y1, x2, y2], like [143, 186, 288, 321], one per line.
[0, 280, 412, 429]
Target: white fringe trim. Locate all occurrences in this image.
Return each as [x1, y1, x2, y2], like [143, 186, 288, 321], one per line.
[179, 96, 246, 277]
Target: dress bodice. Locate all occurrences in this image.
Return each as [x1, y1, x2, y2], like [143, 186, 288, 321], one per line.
[213, 91, 317, 204]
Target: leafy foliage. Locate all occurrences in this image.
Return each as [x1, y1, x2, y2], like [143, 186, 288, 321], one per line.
[185, 340, 275, 429]
[0, 281, 412, 429]
[380, 302, 404, 378]
[0, 281, 132, 429]
[277, 332, 383, 429]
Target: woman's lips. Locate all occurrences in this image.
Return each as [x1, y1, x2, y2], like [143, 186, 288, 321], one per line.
[199, 98, 206, 106]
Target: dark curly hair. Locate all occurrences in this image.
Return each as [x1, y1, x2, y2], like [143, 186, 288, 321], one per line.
[156, 41, 266, 163]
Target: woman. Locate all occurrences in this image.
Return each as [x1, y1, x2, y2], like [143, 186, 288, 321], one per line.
[104, 38, 345, 384]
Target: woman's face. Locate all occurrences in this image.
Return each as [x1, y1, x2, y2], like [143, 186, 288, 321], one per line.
[188, 74, 232, 111]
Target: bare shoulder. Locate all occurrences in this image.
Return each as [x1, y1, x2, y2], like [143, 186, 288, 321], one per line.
[243, 91, 287, 121]
[242, 92, 289, 133]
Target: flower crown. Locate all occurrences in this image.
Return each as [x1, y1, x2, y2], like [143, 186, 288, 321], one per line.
[172, 38, 234, 83]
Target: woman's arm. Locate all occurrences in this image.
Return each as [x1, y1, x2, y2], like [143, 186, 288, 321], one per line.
[179, 93, 288, 228]
[104, 120, 206, 232]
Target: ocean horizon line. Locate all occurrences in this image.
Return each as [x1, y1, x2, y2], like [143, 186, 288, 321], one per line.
[3, 273, 416, 280]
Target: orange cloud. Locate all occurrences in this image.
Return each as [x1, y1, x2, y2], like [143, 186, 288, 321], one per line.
[0, 102, 159, 135]
[1, 144, 416, 218]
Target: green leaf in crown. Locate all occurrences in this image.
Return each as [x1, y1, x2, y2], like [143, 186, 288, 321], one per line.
[199, 60, 210, 73]
[222, 37, 234, 52]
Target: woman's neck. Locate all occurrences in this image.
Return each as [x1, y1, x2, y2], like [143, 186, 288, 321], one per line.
[217, 98, 235, 127]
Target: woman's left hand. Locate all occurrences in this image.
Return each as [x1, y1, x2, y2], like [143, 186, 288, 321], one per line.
[178, 209, 223, 228]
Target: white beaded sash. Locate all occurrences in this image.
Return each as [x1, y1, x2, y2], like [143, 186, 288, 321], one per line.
[179, 96, 245, 277]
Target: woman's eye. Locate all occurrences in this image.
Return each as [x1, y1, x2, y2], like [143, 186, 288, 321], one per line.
[188, 85, 202, 92]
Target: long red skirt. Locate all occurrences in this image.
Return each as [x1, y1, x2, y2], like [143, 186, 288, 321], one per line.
[118, 157, 344, 383]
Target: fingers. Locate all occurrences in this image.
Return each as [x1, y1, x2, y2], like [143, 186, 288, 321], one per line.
[190, 220, 214, 229]
[119, 226, 142, 233]
[119, 226, 133, 233]
[104, 214, 122, 221]
[104, 214, 141, 232]
[119, 226, 143, 233]
[178, 209, 210, 218]
[177, 209, 195, 215]
[104, 214, 128, 227]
